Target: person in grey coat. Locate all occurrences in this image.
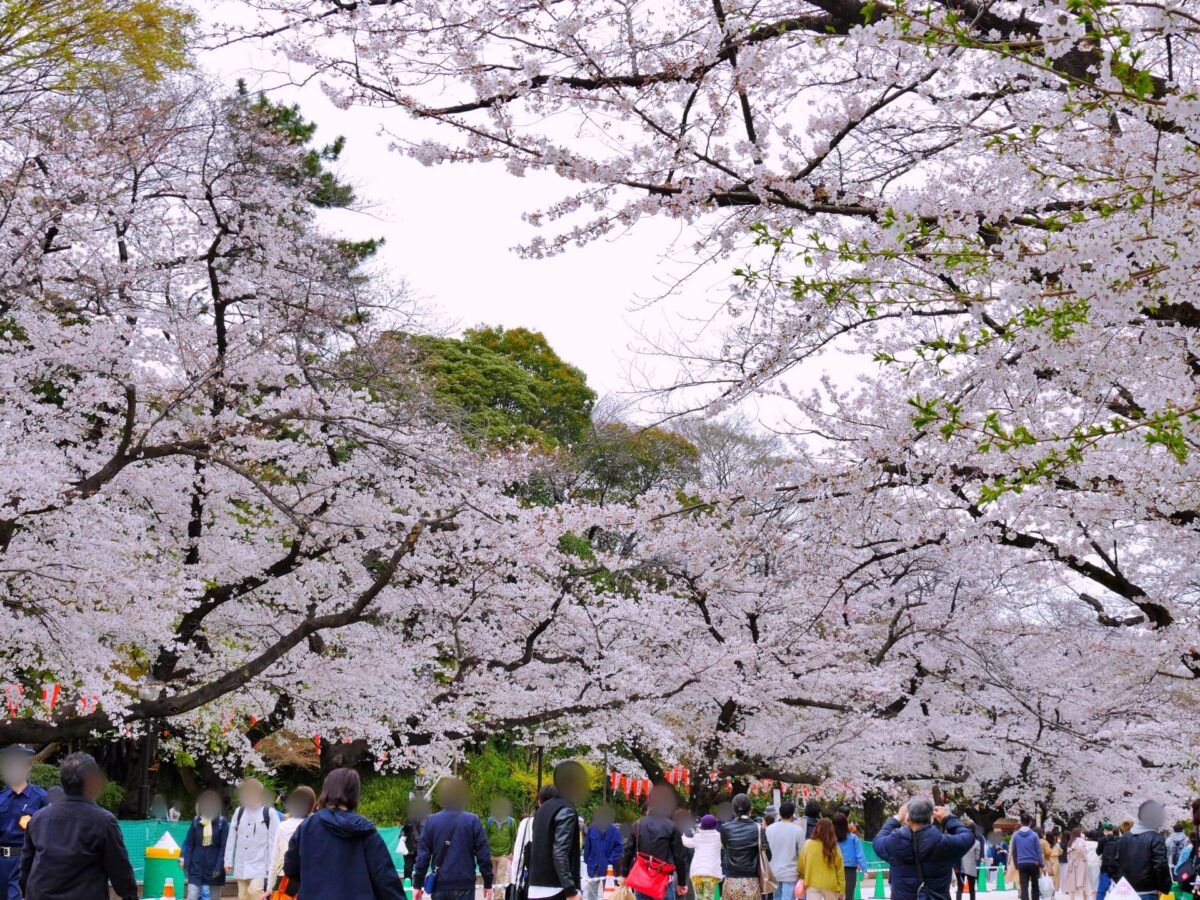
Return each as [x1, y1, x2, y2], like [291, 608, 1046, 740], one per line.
[956, 817, 982, 900]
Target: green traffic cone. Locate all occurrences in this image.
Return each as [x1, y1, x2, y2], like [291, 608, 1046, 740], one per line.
[874, 869, 887, 899]
[855, 874, 863, 900]
[404, 879, 413, 895]
[978, 869, 989, 894]
[715, 882, 721, 900]
[996, 868, 1007, 892]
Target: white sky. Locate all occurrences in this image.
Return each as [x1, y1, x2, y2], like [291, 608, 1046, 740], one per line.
[201, 15, 732, 401]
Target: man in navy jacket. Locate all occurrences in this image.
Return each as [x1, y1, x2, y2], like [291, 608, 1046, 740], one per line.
[413, 778, 494, 900]
[873, 798, 976, 900]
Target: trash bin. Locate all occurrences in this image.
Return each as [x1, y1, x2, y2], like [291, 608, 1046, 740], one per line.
[143, 831, 182, 898]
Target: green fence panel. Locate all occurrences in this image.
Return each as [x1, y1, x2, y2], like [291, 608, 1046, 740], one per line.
[119, 821, 407, 883]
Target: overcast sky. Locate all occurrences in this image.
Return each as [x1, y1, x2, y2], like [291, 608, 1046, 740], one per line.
[201, 15, 738, 404]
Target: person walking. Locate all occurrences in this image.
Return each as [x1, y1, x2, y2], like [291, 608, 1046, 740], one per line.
[720, 794, 770, 900]
[527, 761, 588, 900]
[413, 777, 494, 900]
[871, 798, 976, 900]
[268, 787, 316, 894]
[1010, 815, 1046, 900]
[1, 746, 47, 900]
[18, 753, 137, 900]
[1041, 832, 1059, 893]
[1168, 827, 1190, 872]
[584, 806, 623, 900]
[1063, 829, 1090, 900]
[1117, 801, 1173, 900]
[956, 818, 981, 900]
[1097, 824, 1122, 900]
[181, 790, 230, 900]
[224, 777, 278, 900]
[620, 784, 689, 900]
[803, 802, 823, 841]
[282, 767, 405, 899]
[488, 798, 518, 891]
[766, 802, 805, 900]
[1173, 832, 1198, 897]
[798, 818, 845, 900]
[683, 816, 722, 900]
[511, 785, 557, 889]
[834, 813, 867, 900]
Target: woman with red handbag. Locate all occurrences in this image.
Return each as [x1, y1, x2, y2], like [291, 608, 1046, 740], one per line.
[621, 786, 691, 900]
[721, 795, 772, 900]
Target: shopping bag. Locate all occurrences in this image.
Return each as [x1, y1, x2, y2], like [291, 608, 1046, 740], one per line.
[1108, 879, 1141, 900]
[270, 875, 293, 900]
[794, 880, 807, 899]
[627, 853, 675, 900]
[1039, 875, 1055, 898]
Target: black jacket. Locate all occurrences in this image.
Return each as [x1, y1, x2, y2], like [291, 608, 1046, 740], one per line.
[621, 815, 689, 888]
[873, 816, 976, 900]
[721, 817, 768, 879]
[1098, 835, 1122, 878]
[529, 797, 581, 894]
[20, 796, 138, 900]
[1118, 830, 1172, 894]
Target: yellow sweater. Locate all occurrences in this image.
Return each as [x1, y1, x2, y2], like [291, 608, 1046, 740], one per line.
[798, 839, 846, 894]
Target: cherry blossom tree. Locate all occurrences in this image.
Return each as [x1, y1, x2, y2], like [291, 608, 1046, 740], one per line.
[242, 0, 1200, 811]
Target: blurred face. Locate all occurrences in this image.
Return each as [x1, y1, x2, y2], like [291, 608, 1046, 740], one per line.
[491, 797, 512, 819]
[674, 810, 695, 832]
[1, 757, 31, 788]
[198, 796, 222, 819]
[553, 765, 588, 806]
[238, 783, 263, 808]
[438, 778, 468, 811]
[593, 807, 614, 830]
[407, 797, 431, 823]
[82, 769, 106, 803]
[648, 784, 678, 817]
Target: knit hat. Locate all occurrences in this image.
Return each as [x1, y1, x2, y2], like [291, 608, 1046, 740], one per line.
[700, 814, 718, 830]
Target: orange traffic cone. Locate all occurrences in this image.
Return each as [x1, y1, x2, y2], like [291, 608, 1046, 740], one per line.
[161, 876, 176, 898]
[603, 866, 617, 900]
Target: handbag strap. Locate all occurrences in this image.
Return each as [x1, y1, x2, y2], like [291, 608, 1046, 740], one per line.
[911, 828, 931, 900]
[433, 813, 466, 874]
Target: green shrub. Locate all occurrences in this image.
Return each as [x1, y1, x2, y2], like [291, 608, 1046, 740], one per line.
[359, 771, 416, 825]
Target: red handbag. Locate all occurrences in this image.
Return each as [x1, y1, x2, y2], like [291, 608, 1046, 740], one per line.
[626, 853, 675, 900]
[624, 824, 676, 900]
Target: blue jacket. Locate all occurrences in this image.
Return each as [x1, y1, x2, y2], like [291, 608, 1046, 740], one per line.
[1011, 829, 1044, 868]
[283, 808, 406, 900]
[873, 816, 976, 900]
[181, 816, 230, 886]
[585, 824, 624, 878]
[840, 834, 869, 871]
[413, 809, 495, 891]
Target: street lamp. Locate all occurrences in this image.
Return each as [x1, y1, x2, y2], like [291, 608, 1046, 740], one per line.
[136, 680, 162, 820]
[534, 728, 550, 794]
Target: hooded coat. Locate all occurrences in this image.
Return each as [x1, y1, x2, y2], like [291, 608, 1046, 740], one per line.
[282, 808, 406, 900]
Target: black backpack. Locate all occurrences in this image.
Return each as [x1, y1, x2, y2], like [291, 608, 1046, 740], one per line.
[1177, 853, 1197, 894]
[1101, 836, 1122, 875]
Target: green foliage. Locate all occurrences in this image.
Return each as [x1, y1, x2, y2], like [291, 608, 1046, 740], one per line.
[359, 770, 417, 825]
[28, 760, 122, 813]
[406, 327, 596, 448]
[232, 81, 362, 212]
[574, 423, 700, 503]
[0, 0, 192, 94]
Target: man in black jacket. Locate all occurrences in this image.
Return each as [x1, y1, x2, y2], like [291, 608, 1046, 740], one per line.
[621, 785, 689, 900]
[528, 762, 588, 900]
[20, 753, 137, 900]
[1118, 801, 1173, 900]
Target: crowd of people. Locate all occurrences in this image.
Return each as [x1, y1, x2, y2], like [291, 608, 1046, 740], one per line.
[2, 743, 1198, 900]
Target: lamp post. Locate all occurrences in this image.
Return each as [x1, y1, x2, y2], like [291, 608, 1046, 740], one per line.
[534, 728, 549, 794]
[136, 681, 161, 820]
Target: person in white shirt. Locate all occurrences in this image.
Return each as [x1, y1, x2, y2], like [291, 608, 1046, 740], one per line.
[268, 786, 317, 893]
[223, 778, 279, 900]
[766, 802, 806, 900]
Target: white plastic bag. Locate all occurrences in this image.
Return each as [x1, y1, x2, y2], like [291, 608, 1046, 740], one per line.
[1039, 875, 1056, 898]
[1107, 879, 1142, 900]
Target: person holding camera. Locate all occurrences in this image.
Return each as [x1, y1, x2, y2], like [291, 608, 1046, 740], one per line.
[871, 799, 976, 900]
